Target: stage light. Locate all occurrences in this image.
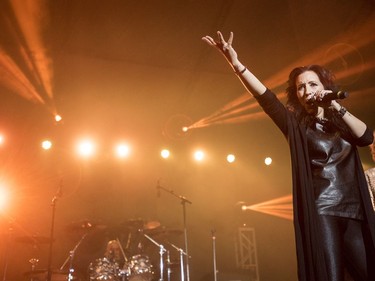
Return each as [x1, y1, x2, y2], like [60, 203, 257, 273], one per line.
[115, 144, 130, 158]
[227, 154, 236, 163]
[55, 115, 62, 122]
[76, 139, 95, 157]
[194, 150, 205, 161]
[264, 157, 272, 165]
[0, 135, 4, 145]
[41, 140, 52, 150]
[182, 126, 189, 132]
[161, 149, 170, 159]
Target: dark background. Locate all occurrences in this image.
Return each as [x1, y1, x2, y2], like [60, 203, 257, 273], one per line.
[0, 1, 374, 281]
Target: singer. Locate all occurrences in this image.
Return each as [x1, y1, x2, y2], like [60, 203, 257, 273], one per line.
[203, 31, 375, 281]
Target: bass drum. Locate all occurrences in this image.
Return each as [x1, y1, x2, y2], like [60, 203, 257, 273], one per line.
[88, 257, 127, 280]
[128, 255, 153, 281]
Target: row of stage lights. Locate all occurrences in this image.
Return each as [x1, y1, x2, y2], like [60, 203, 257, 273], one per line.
[0, 115, 274, 165]
[0, 133, 273, 165]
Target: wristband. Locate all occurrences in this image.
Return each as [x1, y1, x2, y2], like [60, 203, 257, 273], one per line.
[338, 106, 347, 117]
[235, 66, 247, 75]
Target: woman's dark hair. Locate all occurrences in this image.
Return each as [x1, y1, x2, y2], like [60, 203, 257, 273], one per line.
[286, 65, 337, 115]
[285, 65, 351, 136]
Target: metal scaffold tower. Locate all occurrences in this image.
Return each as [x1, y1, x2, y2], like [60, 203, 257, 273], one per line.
[235, 227, 260, 281]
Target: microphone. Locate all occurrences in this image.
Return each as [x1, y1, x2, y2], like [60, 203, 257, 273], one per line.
[320, 90, 349, 103]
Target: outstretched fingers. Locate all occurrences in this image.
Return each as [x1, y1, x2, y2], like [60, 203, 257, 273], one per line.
[202, 35, 216, 46]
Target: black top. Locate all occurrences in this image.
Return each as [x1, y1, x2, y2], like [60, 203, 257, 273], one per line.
[307, 122, 363, 219]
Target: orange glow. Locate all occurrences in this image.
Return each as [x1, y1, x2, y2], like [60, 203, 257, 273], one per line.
[0, 0, 57, 115]
[189, 17, 375, 130]
[243, 194, 293, 220]
[0, 185, 10, 211]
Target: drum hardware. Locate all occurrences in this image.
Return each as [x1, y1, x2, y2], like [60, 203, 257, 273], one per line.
[46, 182, 63, 281]
[142, 233, 166, 281]
[28, 258, 40, 281]
[167, 242, 188, 281]
[156, 182, 192, 281]
[59, 233, 88, 281]
[211, 229, 218, 281]
[24, 269, 72, 281]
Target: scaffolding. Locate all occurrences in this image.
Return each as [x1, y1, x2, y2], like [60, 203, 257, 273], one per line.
[234, 227, 260, 281]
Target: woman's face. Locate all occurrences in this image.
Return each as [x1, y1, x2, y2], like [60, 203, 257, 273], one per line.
[295, 70, 325, 114]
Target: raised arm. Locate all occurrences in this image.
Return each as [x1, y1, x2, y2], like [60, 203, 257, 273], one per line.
[202, 31, 267, 97]
[330, 100, 371, 141]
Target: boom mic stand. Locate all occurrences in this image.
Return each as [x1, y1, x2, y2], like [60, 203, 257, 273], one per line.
[156, 182, 192, 281]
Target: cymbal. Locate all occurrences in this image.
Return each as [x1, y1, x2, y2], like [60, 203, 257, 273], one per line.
[123, 218, 160, 230]
[15, 235, 51, 244]
[144, 220, 161, 230]
[123, 218, 144, 229]
[148, 227, 183, 237]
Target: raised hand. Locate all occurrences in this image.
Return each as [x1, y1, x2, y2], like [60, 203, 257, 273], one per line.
[202, 31, 239, 66]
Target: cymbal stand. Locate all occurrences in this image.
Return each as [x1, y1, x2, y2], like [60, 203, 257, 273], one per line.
[59, 233, 88, 281]
[211, 230, 218, 281]
[47, 184, 62, 281]
[143, 233, 166, 281]
[157, 183, 192, 281]
[168, 242, 188, 281]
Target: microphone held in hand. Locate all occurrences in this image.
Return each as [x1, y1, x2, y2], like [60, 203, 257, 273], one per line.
[320, 90, 349, 103]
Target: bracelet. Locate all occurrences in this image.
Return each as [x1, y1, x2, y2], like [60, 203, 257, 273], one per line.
[338, 106, 347, 117]
[235, 66, 247, 75]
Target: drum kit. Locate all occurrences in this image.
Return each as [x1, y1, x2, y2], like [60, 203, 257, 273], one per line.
[17, 218, 184, 281]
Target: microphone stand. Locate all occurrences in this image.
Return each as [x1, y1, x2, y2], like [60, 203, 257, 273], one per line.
[157, 183, 192, 281]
